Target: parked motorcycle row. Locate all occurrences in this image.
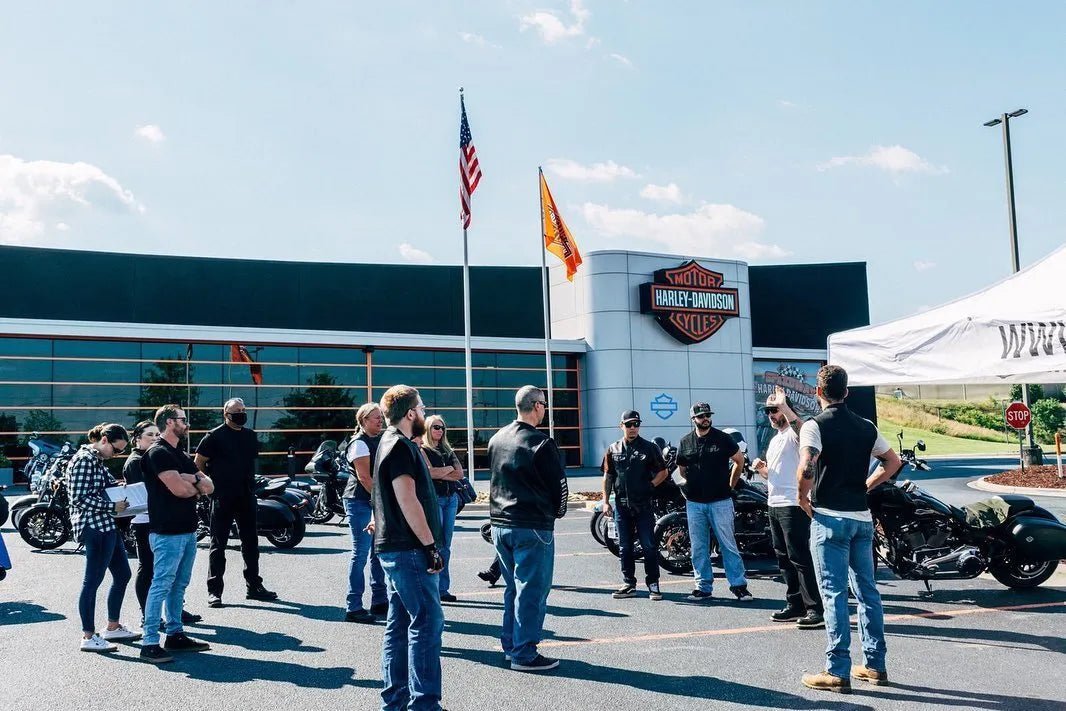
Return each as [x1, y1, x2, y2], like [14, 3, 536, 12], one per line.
[590, 430, 1066, 593]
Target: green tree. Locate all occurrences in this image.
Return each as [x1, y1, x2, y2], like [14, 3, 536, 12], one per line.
[131, 359, 213, 432]
[268, 373, 356, 463]
[1031, 399, 1065, 444]
[22, 409, 66, 444]
[1009, 384, 1045, 402]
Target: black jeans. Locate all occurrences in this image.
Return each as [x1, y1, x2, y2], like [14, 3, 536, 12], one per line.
[132, 522, 154, 613]
[768, 505, 822, 612]
[616, 503, 659, 586]
[78, 527, 131, 633]
[207, 495, 262, 596]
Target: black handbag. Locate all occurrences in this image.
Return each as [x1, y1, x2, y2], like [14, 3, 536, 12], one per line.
[455, 477, 476, 505]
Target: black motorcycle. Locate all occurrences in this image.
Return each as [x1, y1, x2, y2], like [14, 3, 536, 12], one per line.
[10, 441, 77, 529]
[897, 430, 931, 471]
[195, 479, 307, 549]
[870, 478, 1065, 590]
[17, 470, 72, 550]
[304, 440, 351, 524]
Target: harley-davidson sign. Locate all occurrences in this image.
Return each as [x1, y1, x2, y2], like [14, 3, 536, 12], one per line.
[639, 260, 740, 344]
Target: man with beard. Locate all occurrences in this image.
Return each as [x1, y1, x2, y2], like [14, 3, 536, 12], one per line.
[195, 397, 277, 607]
[489, 385, 569, 672]
[676, 402, 752, 602]
[752, 387, 823, 629]
[140, 405, 215, 664]
[373, 385, 446, 710]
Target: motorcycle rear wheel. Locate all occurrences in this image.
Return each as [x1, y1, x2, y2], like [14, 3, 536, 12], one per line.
[265, 517, 306, 549]
[18, 508, 70, 550]
[653, 513, 694, 575]
[307, 494, 335, 525]
[988, 554, 1058, 589]
[590, 510, 607, 546]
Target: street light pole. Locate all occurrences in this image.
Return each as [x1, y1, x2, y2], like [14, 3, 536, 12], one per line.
[984, 108, 1036, 451]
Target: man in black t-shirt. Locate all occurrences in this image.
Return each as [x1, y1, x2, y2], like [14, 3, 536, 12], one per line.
[195, 397, 276, 606]
[139, 405, 215, 664]
[676, 401, 752, 602]
[372, 385, 445, 710]
[602, 410, 668, 600]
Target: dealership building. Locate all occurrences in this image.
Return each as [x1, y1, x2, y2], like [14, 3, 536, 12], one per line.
[0, 245, 872, 478]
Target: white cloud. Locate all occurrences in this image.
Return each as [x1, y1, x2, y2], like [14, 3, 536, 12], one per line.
[545, 158, 638, 182]
[520, 0, 589, 43]
[913, 260, 937, 272]
[608, 52, 632, 67]
[0, 154, 144, 241]
[398, 242, 435, 264]
[134, 124, 166, 143]
[581, 202, 788, 261]
[640, 183, 684, 204]
[55, 222, 70, 231]
[777, 99, 798, 109]
[459, 32, 501, 49]
[818, 145, 948, 175]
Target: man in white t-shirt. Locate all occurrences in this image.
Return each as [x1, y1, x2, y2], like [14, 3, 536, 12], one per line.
[796, 365, 902, 694]
[752, 387, 823, 630]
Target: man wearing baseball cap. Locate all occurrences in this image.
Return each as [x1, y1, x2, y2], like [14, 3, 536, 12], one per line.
[602, 410, 669, 600]
[676, 401, 753, 602]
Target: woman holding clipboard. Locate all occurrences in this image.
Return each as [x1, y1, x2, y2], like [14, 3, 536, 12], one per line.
[68, 423, 139, 652]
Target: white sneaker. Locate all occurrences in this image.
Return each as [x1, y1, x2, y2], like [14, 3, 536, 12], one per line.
[102, 624, 142, 642]
[80, 634, 118, 653]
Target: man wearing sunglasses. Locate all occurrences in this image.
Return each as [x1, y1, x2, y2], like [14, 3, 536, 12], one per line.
[752, 387, 823, 630]
[602, 410, 669, 600]
[676, 402, 753, 602]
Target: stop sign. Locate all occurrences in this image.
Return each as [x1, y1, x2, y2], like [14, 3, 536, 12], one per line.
[1005, 401, 1032, 430]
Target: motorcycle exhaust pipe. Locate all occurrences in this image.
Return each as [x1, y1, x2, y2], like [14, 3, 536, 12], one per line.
[918, 546, 985, 577]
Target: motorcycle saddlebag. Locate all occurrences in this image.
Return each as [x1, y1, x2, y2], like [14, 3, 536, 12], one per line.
[257, 499, 296, 529]
[1009, 516, 1066, 561]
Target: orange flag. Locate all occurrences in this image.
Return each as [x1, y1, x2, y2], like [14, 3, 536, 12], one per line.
[540, 171, 583, 281]
[230, 344, 263, 385]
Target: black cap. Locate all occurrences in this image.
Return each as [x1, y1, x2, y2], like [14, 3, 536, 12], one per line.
[620, 410, 641, 424]
[689, 402, 713, 418]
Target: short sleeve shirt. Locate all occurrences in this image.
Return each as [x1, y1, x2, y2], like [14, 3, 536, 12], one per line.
[676, 428, 740, 503]
[765, 427, 801, 508]
[196, 425, 259, 498]
[143, 439, 200, 534]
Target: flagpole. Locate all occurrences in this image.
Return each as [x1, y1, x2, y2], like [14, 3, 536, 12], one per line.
[462, 226, 476, 479]
[538, 167, 555, 440]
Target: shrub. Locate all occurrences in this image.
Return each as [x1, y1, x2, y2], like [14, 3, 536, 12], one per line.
[939, 405, 1002, 431]
[1031, 399, 1065, 444]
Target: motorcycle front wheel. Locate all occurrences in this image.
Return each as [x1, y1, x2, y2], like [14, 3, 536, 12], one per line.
[590, 510, 607, 546]
[306, 494, 335, 525]
[264, 517, 305, 549]
[989, 554, 1058, 589]
[18, 508, 70, 550]
[653, 512, 693, 575]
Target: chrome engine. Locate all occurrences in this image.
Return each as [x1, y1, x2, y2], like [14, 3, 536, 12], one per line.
[897, 519, 986, 578]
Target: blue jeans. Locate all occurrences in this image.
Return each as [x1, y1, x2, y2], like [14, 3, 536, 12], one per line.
[615, 504, 658, 585]
[143, 533, 197, 646]
[436, 493, 458, 596]
[810, 512, 887, 678]
[687, 499, 747, 593]
[78, 527, 131, 633]
[345, 498, 387, 612]
[379, 550, 444, 711]
[492, 526, 555, 664]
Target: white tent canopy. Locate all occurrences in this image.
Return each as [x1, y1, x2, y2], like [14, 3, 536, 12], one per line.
[829, 244, 1066, 386]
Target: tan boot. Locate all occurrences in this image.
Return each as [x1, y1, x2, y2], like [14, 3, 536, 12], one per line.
[802, 671, 851, 693]
[852, 665, 889, 685]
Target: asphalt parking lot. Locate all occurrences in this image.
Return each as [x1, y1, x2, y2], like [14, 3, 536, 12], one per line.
[3, 478, 1065, 711]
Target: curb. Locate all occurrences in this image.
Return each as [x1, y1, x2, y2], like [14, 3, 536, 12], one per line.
[967, 476, 1066, 499]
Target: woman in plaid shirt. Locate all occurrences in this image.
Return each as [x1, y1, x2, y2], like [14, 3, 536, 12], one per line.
[69, 423, 140, 652]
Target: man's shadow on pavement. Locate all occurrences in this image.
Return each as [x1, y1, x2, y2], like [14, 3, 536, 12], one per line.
[0, 601, 65, 626]
[190, 622, 326, 653]
[443, 599, 628, 620]
[154, 652, 372, 689]
[887, 621, 1066, 655]
[443, 618, 586, 644]
[440, 647, 875, 710]
[853, 681, 1065, 710]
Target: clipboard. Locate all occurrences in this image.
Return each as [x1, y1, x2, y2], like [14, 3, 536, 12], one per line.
[105, 482, 148, 518]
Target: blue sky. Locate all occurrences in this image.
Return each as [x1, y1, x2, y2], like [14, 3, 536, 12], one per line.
[1, 1, 1063, 323]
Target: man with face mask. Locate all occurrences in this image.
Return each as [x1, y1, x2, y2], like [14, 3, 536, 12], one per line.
[676, 402, 752, 602]
[195, 397, 277, 607]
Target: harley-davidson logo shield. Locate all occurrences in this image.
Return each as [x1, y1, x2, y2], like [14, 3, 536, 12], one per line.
[638, 261, 740, 344]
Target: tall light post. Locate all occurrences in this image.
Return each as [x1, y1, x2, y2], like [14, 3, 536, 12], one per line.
[984, 108, 1039, 457]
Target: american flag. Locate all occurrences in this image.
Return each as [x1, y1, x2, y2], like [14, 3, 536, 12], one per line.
[459, 92, 482, 229]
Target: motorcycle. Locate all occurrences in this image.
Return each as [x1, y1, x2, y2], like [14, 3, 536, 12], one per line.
[304, 440, 351, 524]
[898, 430, 931, 471]
[870, 478, 1066, 591]
[195, 478, 307, 549]
[652, 430, 774, 575]
[10, 440, 77, 529]
[17, 469, 72, 550]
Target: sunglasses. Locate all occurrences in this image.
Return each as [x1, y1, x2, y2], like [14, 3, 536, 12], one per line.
[171, 416, 188, 423]
[692, 414, 710, 420]
[764, 407, 779, 415]
[431, 425, 445, 431]
[623, 421, 641, 428]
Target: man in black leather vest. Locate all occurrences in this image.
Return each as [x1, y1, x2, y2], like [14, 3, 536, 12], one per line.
[797, 365, 902, 694]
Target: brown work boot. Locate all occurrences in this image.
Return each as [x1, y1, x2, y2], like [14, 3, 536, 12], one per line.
[852, 665, 889, 685]
[802, 671, 851, 693]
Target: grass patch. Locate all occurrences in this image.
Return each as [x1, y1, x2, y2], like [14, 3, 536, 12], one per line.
[876, 396, 1007, 442]
[880, 419, 1017, 456]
